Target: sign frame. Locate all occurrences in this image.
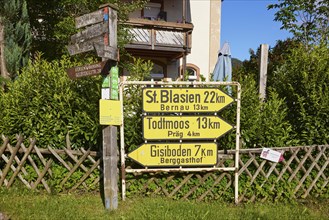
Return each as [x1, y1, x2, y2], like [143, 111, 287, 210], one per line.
[119, 80, 241, 205]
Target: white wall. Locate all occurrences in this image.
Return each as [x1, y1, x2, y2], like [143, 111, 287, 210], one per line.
[186, 1, 211, 80]
[184, 0, 221, 81]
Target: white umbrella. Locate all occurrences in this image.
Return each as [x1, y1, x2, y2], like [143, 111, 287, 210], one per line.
[212, 42, 232, 93]
[212, 42, 232, 81]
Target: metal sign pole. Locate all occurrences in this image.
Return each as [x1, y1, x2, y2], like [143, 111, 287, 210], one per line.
[235, 83, 241, 204]
[119, 82, 126, 201]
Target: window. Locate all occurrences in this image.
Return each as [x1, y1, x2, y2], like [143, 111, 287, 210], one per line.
[142, 0, 165, 21]
[150, 62, 165, 81]
[179, 64, 200, 81]
[186, 67, 197, 80]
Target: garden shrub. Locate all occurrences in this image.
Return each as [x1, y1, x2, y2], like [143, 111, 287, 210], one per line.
[0, 53, 101, 149]
[271, 43, 329, 145]
[219, 74, 297, 149]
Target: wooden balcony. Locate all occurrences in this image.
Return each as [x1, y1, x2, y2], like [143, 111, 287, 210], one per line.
[123, 18, 193, 60]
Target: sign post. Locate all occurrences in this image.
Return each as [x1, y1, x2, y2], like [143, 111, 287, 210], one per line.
[66, 3, 119, 211]
[99, 4, 118, 211]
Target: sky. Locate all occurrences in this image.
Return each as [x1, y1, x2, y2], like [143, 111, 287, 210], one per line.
[221, 0, 293, 61]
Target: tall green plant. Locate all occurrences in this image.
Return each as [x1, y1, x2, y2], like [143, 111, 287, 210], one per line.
[2, 0, 32, 79]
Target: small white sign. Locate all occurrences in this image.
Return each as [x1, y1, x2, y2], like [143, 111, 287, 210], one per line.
[260, 148, 283, 163]
[101, 88, 110, 100]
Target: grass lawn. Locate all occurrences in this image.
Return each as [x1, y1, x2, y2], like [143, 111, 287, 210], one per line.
[0, 188, 328, 220]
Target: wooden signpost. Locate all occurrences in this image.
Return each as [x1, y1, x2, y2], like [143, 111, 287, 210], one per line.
[66, 4, 119, 211]
[66, 5, 118, 60]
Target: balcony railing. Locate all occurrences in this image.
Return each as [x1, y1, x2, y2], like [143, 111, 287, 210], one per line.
[123, 18, 193, 60]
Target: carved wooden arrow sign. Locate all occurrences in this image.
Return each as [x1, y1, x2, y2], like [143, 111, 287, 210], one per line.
[67, 5, 117, 60]
[95, 45, 118, 61]
[70, 22, 108, 44]
[75, 9, 105, 29]
[66, 60, 110, 79]
[67, 36, 104, 56]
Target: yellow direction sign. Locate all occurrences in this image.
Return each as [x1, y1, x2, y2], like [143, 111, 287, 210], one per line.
[143, 116, 233, 140]
[99, 99, 122, 125]
[143, 88, 234, 113]
[128, 143, 217, 167]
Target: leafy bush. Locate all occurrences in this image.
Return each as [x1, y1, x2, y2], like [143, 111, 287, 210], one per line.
[271, 43, 329, 145]
[0, 54, 101, 149]
[219, 74, 297, 149]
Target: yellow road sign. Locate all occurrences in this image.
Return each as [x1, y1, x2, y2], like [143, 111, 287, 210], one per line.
[99, 99, 122, 125]
[143, 88, 234, 113]
[143, 116, 233, 140]
[128, 143, 217, 167]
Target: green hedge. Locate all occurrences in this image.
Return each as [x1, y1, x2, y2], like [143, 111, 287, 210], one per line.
[0, 54, 101, 149]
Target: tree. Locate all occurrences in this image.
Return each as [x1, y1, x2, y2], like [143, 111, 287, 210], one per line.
[0, 18, 8, 79]
[1, 0, 32, 80]
[5, 0, 32, 78]
[268, 0, 329, 45]
[234, 38, 299, 97]
[26, 0, 148, 60]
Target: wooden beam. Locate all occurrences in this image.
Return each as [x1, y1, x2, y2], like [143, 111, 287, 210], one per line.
[0, 20, 9, 79]
[100, 5, 119, 211]
[124, 18, 194, 31]
[259, 44, 269, 101]
[102, 125, 118, 210]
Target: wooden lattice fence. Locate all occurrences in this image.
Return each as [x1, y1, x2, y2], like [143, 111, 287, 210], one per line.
[1, 135, 328, 202]
[126, 145, 329, 202]
[0, 135, 100, 193]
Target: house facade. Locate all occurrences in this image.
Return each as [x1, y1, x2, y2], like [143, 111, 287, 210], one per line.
[123, 0, 222, 81]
